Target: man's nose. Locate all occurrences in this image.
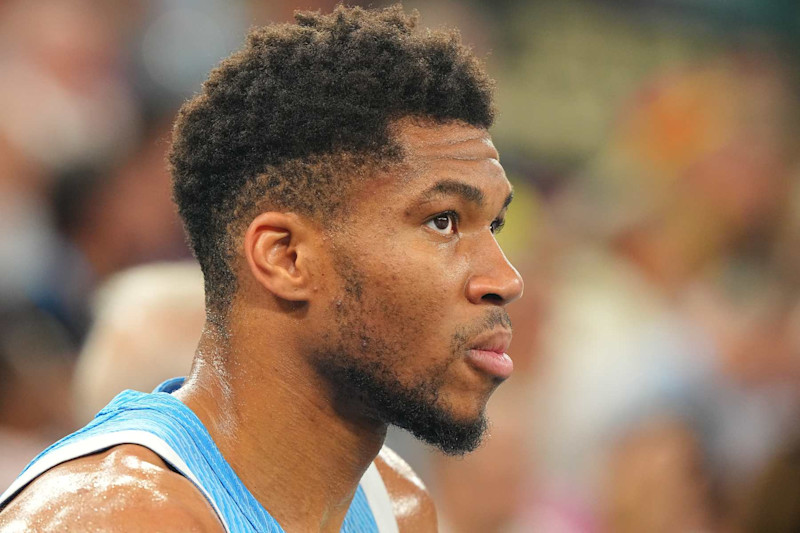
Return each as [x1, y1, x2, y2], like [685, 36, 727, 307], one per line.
[465, 242, 524, 306]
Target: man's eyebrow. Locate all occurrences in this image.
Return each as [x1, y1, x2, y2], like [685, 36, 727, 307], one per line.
[420, 179, 485, 207]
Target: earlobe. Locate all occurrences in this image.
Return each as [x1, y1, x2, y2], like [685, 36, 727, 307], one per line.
[244, 212, 314, 302]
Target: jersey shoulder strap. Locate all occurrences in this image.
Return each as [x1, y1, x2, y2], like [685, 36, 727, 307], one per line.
[361, 457, 400, 533]
[0, 379, 399, 533]
[0, 427, 235, 530]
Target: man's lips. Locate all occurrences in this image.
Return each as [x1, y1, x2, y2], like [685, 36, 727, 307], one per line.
[470, 330, 512, 354]
[466, 330, 513, 379]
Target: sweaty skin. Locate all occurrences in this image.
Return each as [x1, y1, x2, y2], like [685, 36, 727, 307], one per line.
[0, 120, 521, 532]
[0, 445, 225, 532]
[0, 445, 431, 532]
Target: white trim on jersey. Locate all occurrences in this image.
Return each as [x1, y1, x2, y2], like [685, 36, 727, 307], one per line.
[0, 431, 399, 533]
[361, 458, 400, 533]
[0, 430, 232, 531]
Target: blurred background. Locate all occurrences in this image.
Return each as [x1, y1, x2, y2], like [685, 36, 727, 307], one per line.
[1, 0, 800, 531]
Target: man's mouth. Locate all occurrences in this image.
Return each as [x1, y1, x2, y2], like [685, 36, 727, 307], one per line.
[466, 329, 513, 379]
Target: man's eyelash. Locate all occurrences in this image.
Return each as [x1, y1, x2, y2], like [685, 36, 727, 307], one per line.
[490, 218, 505, 234]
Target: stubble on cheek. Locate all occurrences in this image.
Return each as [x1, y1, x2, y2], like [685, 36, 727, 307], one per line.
[316, 249, 456, 389]
[307, 248, 504, 453]
[337, 248, 447, 351]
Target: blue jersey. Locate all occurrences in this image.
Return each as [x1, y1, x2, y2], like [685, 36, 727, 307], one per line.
[0, 378, 398, 532]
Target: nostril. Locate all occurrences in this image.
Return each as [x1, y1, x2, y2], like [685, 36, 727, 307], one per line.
[481, 293, 504, 304]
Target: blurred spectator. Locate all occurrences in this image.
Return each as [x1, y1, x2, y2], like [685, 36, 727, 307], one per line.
[131, 0, 248, 113]
[72, 262, 204, 425]
[600, 414, 720, 533]
[528, 50, 800, 529]
[0, 307, 75, 490]
[739, 436, 800, 533]
[31, 118, 189, 344]
[0, 0, 139, 174]
[0, 0, 137, 305]
[431, 384, 533, 533]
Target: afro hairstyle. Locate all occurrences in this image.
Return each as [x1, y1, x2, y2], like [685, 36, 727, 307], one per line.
[169, 4, 495, 316]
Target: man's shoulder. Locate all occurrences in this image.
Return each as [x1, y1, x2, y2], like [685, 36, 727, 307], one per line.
[0, 444, 224, 532]
[374, 447, 437, 532]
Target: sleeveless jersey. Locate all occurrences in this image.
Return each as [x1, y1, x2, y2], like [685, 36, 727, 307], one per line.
[0, 378, 399, 533]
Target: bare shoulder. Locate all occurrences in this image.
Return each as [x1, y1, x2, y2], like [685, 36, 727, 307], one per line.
[374, 446, 437, 532]
[0, 444, 224, 532]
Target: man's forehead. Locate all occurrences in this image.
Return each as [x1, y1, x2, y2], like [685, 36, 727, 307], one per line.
[392, 119, 500, 163]
[349, 118, 510, 211]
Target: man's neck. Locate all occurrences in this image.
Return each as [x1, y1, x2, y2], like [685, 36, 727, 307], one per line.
[174, 328, 387, 532]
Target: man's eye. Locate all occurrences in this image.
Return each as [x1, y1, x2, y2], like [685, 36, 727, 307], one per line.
[425, 212, 457, 234]
[490, 218, 505, 234]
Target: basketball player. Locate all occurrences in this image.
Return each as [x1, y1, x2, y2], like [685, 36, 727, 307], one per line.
[0, 5, 523, 531]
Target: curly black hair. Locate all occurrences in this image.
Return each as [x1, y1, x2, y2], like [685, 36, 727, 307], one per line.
[170, 4, 495, 316]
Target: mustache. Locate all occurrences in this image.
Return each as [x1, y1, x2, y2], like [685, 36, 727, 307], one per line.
[482, 308, 512, 331]
[451, 308, 512, 352]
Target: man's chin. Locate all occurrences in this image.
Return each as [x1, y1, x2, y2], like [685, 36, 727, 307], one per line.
[395, 410, 488, 456]
[311, 339, 488, 454]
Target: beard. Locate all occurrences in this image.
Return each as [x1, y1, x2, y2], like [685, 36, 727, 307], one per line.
[310, 255, 510, 456]
[313, 345, 487, 456]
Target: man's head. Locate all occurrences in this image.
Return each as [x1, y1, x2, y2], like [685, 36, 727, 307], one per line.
[170, 5, 522, 454]
[170, 5, 494, 315]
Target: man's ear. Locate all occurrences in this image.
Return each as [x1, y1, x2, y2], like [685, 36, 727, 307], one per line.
[243, 212, 318, 302]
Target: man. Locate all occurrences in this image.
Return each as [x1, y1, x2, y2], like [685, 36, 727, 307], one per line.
[0, 5, 522, 531]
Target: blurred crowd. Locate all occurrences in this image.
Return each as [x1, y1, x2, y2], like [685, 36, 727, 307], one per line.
[2, 0, 800, 531]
